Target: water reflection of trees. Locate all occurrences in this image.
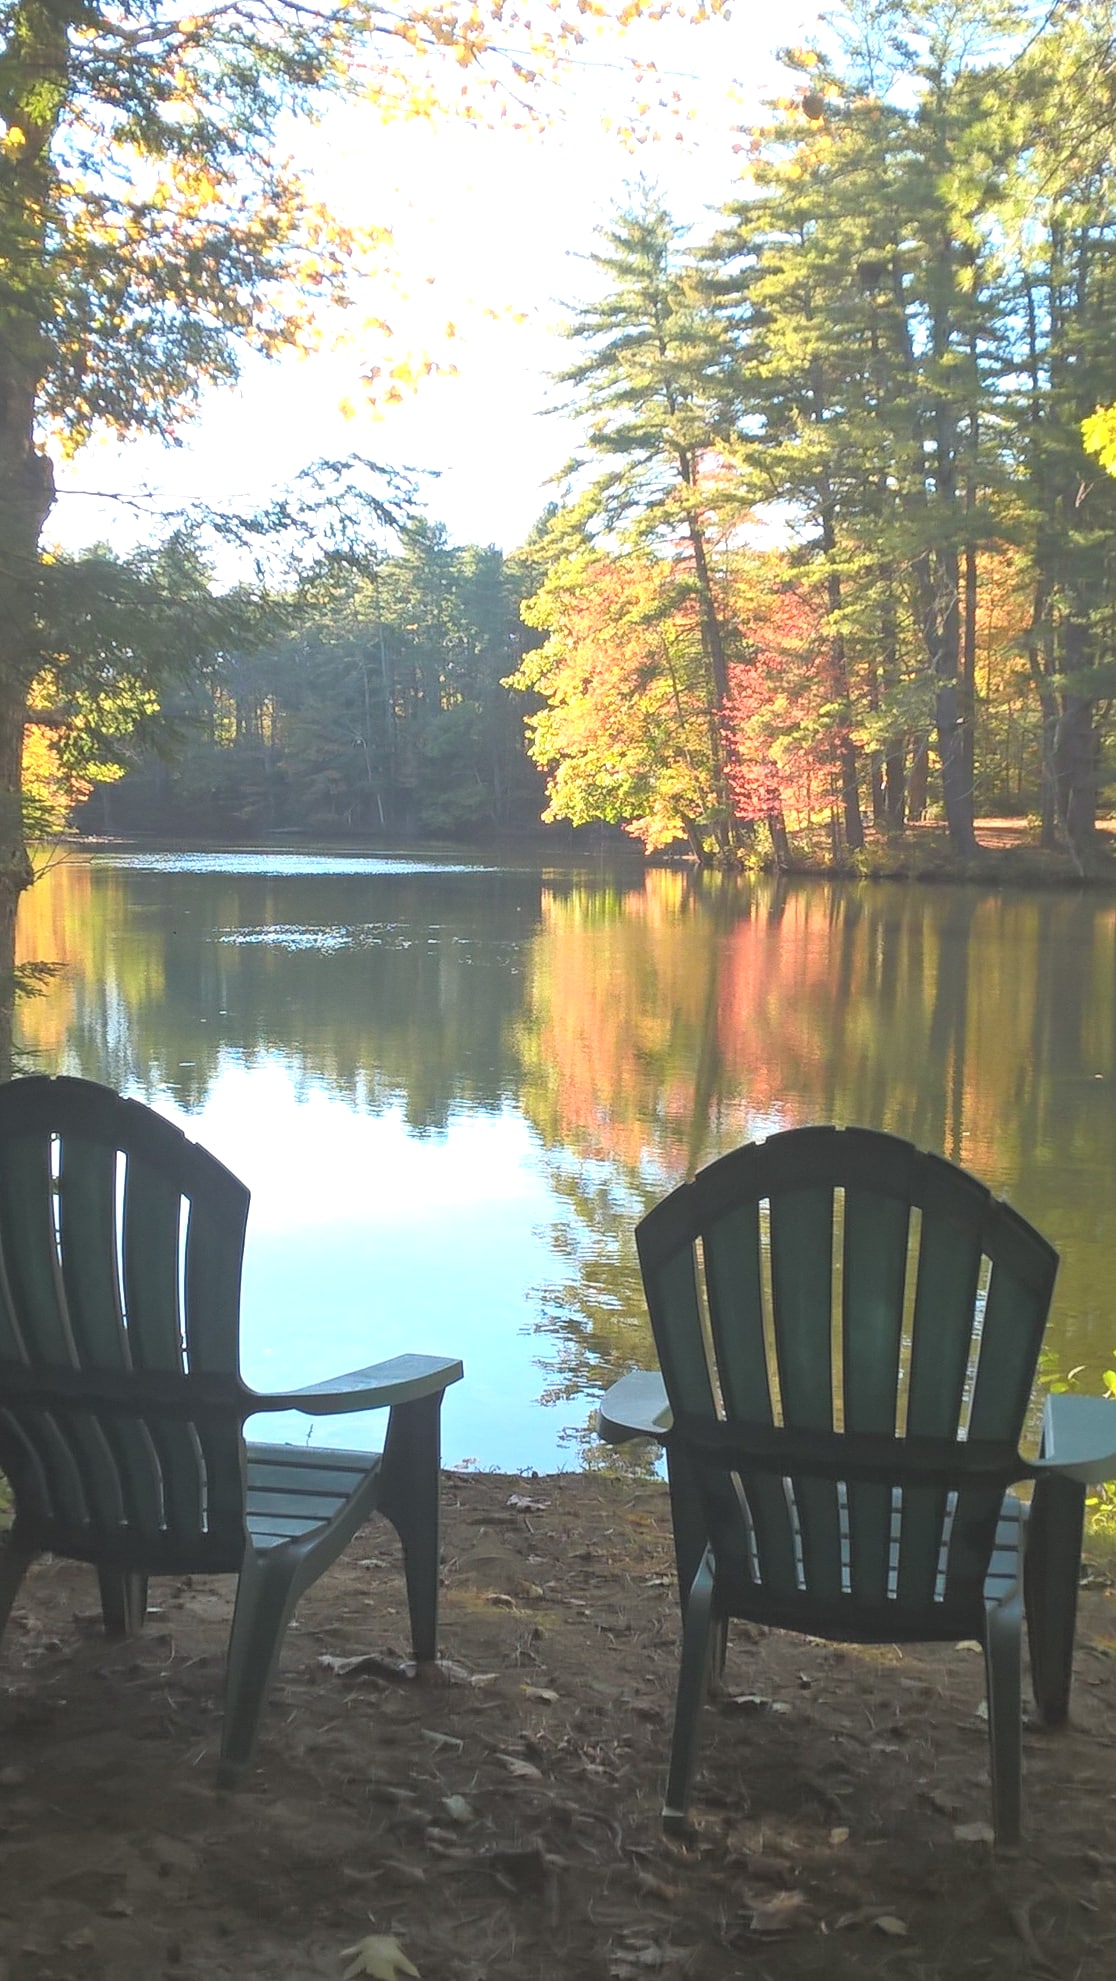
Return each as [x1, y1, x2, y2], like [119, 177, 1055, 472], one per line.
[16, 862, 544, 1130]
[517, 875, 1116, 1416]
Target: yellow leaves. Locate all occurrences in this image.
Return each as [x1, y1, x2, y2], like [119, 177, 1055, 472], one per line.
[360, 344, 460, 416]
[1083, 405, 1116, 477]
[780, 43, 821, 70]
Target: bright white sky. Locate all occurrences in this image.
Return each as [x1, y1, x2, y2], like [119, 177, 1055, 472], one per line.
[51, 8, 819, 562]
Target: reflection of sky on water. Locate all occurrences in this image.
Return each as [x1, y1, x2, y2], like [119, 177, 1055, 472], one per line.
[94, 851, 498, 878]
[145, 1064, 568, 1472]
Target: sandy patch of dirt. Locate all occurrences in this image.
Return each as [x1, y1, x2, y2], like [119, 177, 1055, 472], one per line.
[1, 1471, 1115, 1981]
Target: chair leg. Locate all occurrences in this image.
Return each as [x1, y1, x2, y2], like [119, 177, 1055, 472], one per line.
[97, 1569, 149, 1638]
[1025, 1474, 1085, 1727]
[984, 1585, 1023, 1848]
[663, 1549, 716, 1836]
[707, 1617, 729, 1695]
[220, 1547, 303, 1782]
[377, 1393, 443, 1664]
[665, 1448, 707, 1627]
[0, 1535, 35, 1647]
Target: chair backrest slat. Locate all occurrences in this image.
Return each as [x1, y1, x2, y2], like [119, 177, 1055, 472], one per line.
[121, 1162, 185, 1373]
[894, 1484, 950, 1609]
[842, 1186, 910, 1435]
[844, 1481, 894, 1606]
[17, 1406, 91, 1528]
[966, 1205, 1054, 1442]
[100, 1414, 168, 1536]
[770, 1183, 835, 1431]
[58, 1137, 130, 1368]
[703, 1203, 772, 1422]
[841, 1159, 915, 1606]
[638, 1191, 716, 1419]
[905, 1156, 987, 1439]
[793, 1476, 844, 1601]
[0, 1130, 76, 1365]
[183, 1188, 247, 1377]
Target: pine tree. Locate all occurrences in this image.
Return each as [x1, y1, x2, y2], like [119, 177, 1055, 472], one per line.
[549, 189, 749, 860]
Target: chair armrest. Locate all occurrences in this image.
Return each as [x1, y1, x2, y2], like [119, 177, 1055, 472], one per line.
[248, 1352, 464, 1416]
[1031, 1392, 1116, 1486]
[597, 1370, 672, 1445]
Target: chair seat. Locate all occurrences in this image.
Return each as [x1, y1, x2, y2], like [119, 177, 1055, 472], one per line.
[245, 1442, 383, 1550]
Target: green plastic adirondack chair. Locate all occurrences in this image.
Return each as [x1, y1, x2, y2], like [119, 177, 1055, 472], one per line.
[599, 1126, 1116, 1845]
[0, 1075, 463, 1778]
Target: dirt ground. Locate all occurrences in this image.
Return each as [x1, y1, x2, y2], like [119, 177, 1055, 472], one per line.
[1, 1471, 1115, 1981]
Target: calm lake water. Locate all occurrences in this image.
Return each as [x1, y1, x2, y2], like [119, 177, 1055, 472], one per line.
[14, 846, 1116, 1470]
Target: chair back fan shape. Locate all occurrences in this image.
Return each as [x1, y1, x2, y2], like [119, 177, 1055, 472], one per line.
[636, 1127, 1058, 1640]
[0, 1079, 251, 1574]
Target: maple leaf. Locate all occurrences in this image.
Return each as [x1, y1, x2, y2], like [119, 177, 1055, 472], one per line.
[340, 1933, 420, 1981]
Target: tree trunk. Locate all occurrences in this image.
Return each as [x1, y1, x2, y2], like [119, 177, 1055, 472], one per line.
[682, 500, 740, 850]
[866, 653, 884, 826]
[1054, 693, 1100, 872]
[878, 572, 905, 832]
[766, 805, 790, 869]
[961, 537, 978, 801]
[908, 737, 930, 822]
[818, 506, 864, 852]
[0, 3, 64, 953]
[912, 548, 977, 855]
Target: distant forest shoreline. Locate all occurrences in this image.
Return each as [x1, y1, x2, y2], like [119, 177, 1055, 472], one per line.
[57, 818, 1116, 891]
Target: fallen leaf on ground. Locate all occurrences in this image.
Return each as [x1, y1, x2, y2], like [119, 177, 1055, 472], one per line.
[340, 1934, 420, 1980]
[417, 1658, 482, 1686]
[522, 1684, 559, 1703]
[835, 1908, 909, 1935]
[609, 1945, 690, 1974]
[497, 1753, 543, 1779]
[953, 1820, 995, 1845]
[634, 1869, 679, 1902]
[319, 1652, 414, 1683]
[745, 1888, 810, 1935]
[442, 1794, 474, 1824]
